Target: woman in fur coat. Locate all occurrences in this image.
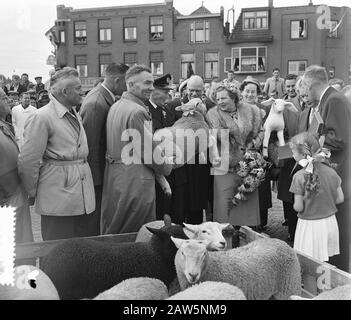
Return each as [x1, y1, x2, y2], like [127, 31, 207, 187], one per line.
[206, 86, 264, 229]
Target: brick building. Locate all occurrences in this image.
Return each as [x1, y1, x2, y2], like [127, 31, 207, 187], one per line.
[48, 0, 351, 90]
[225, 1, 351, 83]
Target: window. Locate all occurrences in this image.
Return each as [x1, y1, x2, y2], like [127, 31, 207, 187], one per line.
[288, 60, 307, 76]
[190, 21, 209, 43]
[75, 55, 88, 77]
[204, 53, 219, 79]
[124, 17, 137, 41]
[124, 52, 137, 67]
[150, 51, 164, 76]
[232, 47, 266, 73]
[243, 11, 268, 30]
[99, 54, 112, 77]
[59, 30, 65, 44]
[291, 20, 307, 39]
[74, 21, 87, 44]
[150, 16, 163, 40]
[181, 53, 195, 79]
[327, 20, 338, 38]
[99, 20, 112, 42]
[224, 57, 232, 73]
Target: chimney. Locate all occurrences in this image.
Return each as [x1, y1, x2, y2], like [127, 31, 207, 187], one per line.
[268, 0, 273, 8]
[308, 0, 313, 6]
[224, 21, 230, 37]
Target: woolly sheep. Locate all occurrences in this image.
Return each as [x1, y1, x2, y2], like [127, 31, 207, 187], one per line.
[0, 265, 59, 300]
[93, 277, 169, 300]
[172, 237, 301, 300]
[136, 219, 233, 251]
[155, 98, 220, 195]
[260, 98, 298, 158]
[290, 284, 351, 300]
[41, 216, 188, 300]
[167, 281, 246, 300]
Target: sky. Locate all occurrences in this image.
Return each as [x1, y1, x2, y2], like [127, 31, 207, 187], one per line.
[0, 0, 349, 82]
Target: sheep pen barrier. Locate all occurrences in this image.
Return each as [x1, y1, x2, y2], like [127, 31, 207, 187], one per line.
[14, 227, 351, 299]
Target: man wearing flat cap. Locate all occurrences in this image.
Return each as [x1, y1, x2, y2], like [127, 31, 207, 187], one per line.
[35, 76, 45, 94]
[144, 73, 175, 219]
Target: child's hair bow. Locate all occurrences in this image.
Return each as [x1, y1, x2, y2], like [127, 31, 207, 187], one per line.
[298, 148, 331, 174]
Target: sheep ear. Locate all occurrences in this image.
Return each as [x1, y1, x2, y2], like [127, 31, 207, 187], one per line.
[183, 223, 199, 239]
[163, 214, 172, 227]
[171, 236, 185, 249]
[290, 295, 311, 300]
[220, 223, 233, 231]
[146, 227, 167, 239]
[261, 97, 275, 107]
[285, 102, 299, 112]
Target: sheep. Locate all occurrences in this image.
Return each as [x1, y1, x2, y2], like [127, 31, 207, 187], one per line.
[136, 219, 234, 251]
[290, 284, 351, 300]
[154, 97, 220, 196]
[93, 277, 169, 300]
[167, 281, 247, 300]
[260, 98, 298, 158]
[40, 215, 188, 300]
[171, 237, 301, 300]
[0, 265, 59, 300]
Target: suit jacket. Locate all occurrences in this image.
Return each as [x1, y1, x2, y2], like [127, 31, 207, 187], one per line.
[298, 87, 351, 198]
[80, 83, 115, 186]
[318, 87, 351, 198]
[144, 100, 174, 132]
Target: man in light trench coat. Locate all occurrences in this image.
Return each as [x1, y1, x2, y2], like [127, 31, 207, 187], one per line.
[18, 67, 95, 241]
[101, 65, 173, 234]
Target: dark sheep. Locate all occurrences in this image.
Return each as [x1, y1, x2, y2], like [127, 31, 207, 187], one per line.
[41, 216, 187, 300]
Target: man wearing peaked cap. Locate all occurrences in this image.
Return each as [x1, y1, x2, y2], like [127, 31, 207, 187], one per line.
[144, 73, 176, 220]
[35, 76, 45, 94]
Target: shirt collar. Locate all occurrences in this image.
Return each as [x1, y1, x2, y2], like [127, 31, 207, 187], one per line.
[50, 93, 72, 119]
[101, 83, 116, 102]
[149, 99, 158, 109]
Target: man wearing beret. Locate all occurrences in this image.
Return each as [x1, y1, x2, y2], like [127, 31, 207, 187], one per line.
[35, 76, 45, 94]
[144, 73, 175, 219]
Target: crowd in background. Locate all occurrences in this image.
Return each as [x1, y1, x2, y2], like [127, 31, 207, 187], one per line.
[0, 63, 351, 274]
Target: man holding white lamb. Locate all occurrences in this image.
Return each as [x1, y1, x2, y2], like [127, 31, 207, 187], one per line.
[100, 65, 174, 234]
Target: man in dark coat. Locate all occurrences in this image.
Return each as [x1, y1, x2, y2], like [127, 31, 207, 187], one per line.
[80, 63, 129, 236]
[34, 76, 45, 94]
[301, 65, 351, 272]
[166, 75, 211, 224]
[144, 73, 176, 220]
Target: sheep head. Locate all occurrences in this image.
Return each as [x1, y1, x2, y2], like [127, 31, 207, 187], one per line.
[171, 238, 209, 285]
[182, 222, 231, 251]
[261, 98, 299, 113]
[175, 98, 207, 117]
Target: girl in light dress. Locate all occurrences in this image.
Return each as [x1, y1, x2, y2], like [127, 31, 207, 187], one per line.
[289, 132, 344, 262]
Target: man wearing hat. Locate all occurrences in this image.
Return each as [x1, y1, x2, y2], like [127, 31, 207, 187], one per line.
[144, 73, 176, 219]
[35, 76, 45, 94]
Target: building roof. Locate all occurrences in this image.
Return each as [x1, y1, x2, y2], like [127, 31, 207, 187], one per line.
[190, 5, 212, 16]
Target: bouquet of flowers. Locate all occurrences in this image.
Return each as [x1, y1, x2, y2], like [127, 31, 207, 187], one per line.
[232, 149, 269, 206]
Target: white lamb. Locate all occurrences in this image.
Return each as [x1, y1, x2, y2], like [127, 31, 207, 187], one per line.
[0, 265, 59, 300]
[93, 277, 169, 300]
[260, 98, 298, 158]
[167, 281, 246, 300]
[136, 218, 233, 251]
[172, 237, 301, 300]
[290, 284, 351, 300]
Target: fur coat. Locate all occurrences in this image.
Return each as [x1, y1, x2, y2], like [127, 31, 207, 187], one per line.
[206, 101, 264, 171]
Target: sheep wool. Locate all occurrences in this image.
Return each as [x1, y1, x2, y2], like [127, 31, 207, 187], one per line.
[291, 284, 351, 300]
[0, 265, 59, 300]
[174, 238, 302, 300]
[167, 281, 246, 300]
[93, 277, 169, 300]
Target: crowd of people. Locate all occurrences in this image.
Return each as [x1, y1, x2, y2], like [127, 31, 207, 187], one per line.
[0, 64, 350, 273]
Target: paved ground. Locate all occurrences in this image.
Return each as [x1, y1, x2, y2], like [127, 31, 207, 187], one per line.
[30, 191, 288, 243]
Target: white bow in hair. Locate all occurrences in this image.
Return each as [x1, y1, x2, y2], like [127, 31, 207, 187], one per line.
[298, 149, 331, 174]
